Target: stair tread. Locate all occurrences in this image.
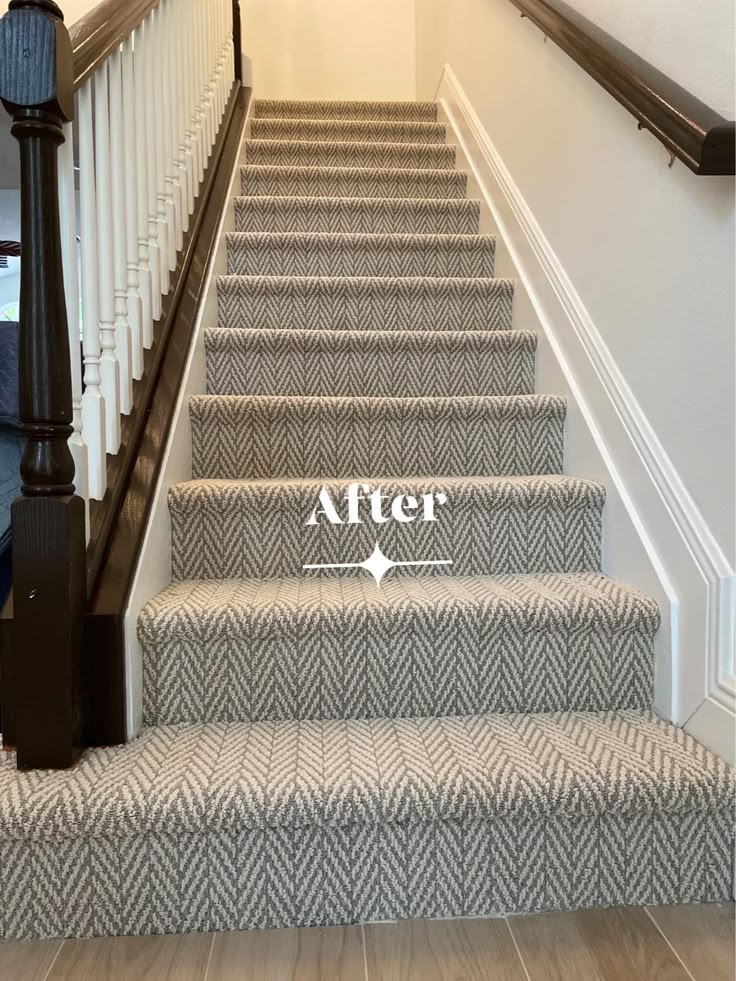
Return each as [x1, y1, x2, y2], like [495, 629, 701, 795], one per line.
[140, 571, 658, 633]
[244, 139, 457, 170]
[239, 166, 468, 200]
[226, 231, 495, 245]
[169, 473, 604, 507]
[216, 274, 515, 333]
[250, 119, 447, 144]
[2, 708, 729, 841]
[225, 233, 496, 279]
[253, 99, 439, 121]
[191, 392, 564, 411]
[205, 325, 533, 345]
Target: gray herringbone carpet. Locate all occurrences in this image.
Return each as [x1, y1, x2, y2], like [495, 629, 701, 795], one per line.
[1, 98, 732, 941]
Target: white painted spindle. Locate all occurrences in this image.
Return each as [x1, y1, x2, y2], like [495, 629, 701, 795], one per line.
[58, 120, 90, 529]
[108, 48, 133, 415]
[94, 60, 122, 453]
[78, 81, 107, 500]
[122, 36, 145, 377]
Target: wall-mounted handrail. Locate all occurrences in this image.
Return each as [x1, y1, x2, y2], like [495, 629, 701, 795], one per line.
[507, 0, 735, 175]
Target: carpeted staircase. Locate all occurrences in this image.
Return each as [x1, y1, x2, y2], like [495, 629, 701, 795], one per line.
[0, 99, 733, 940]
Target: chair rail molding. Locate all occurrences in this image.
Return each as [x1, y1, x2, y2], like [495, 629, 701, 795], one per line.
[435, 63, 735, 761]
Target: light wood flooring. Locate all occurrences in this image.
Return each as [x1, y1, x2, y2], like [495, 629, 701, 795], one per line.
[1, 904, 733, 980]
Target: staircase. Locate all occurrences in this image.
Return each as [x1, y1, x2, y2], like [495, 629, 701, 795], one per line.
[0, 99, 732, 940]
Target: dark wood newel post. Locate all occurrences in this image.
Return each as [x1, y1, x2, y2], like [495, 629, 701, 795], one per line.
[0, 0, 87, 769]
[232, 0, 242, 82]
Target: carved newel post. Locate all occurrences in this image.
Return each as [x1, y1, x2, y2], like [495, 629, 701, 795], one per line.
[0, 0, 86, 769]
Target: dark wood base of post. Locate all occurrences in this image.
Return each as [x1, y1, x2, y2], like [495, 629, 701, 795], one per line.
[0, 604, 16, 746]
[12, 494, 86, 769]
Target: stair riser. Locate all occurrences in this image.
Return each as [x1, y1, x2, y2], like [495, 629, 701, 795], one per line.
[240, 166, 468, 199]
[170, 483, 602, 580]
[250, 119, 448, 144]
[226, 234, 495, 279]
[254, 100, 439, 121]
[244, 140, 457, 170]
[233, 197, 481, 234]
[216, 277, 514, 332]
[205, 330, 535, 398]
[6, 810, 729, 938]
[189, 398, 565, 480]
[143, 607, 650, 724]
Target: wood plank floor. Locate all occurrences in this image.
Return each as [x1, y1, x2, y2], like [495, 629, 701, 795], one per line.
[0, 904, 732, 981]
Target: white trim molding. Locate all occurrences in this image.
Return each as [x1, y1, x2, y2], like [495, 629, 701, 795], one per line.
[123, 98, 253, 737]
[435, 64, 735, 761]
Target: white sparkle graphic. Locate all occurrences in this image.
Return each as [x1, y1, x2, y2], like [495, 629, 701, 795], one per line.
[303, 541, 453, 586]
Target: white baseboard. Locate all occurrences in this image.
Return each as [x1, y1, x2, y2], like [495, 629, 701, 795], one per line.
[122, 101, 252, 738]
[436, 64, 735, 761]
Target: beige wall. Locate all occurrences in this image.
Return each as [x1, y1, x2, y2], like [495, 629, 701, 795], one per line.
[559, 0, 735, 115]
[416, 0, 736, 567]
[242, 0, 416, 101]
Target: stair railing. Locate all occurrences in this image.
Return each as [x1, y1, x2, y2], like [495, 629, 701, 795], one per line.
[0, 0, 241, 769]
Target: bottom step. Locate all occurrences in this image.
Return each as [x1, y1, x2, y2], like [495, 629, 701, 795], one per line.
[0, 710, 732, 939]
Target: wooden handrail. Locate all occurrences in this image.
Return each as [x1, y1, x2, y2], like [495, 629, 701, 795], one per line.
[508, 0, 735, 175]
[69, 0, 158, 89]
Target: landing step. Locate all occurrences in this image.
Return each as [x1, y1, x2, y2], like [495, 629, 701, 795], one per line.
[168, 475, 603, 580]
[1, 710, 730, 938]
[216, 275, 515, 332]
[189, 394, 565, 480]
[225, 232, 496, 279]
[204, 327, 535, 397]
[253, 99, 439, 122]
[250, 118, 447, 145]
[240, 164, 467, 199]
[233, 195, 480, 234]
[244, 139, 457, 170]
[140, 573, 657, 724]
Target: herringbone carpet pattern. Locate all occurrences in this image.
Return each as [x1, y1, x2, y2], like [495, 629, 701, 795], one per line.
[205, 328, 536, 397]
[233, 196, 480, 233]
[1, 711, 732, 938]
[2, 98, 730, 942]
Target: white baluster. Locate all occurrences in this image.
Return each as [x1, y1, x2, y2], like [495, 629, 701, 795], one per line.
[174, 2, 193, 227]
[226, 0, 235, 92]
[151, 5, 174, 284]
[136, 20, 160, 329]
[122, 35, 146, 375]
[161, 0, 182, 263]
[219, 0, 230, 117]
[94, 61, 122, 453]
[206, 0, 217, 150]
[189, 0, 204, 187]
[195, 0, 209, 172]
[144, 11, 169, 301]
[108, 47, 133, 415]
[77, 81, 107, 501]
[58, 120, 90, 533]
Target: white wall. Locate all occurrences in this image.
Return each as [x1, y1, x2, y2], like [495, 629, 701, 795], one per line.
[416, 0, 735, 754]
[242, 0, 416, 100]
[416, 0, 735, 567]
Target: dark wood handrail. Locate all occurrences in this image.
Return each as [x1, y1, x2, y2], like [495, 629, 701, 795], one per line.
[68, 0, 159, 90]
[508, 0, 735, 175]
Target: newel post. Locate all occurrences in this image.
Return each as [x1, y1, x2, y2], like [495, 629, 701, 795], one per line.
[0, 0, 87, 769]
